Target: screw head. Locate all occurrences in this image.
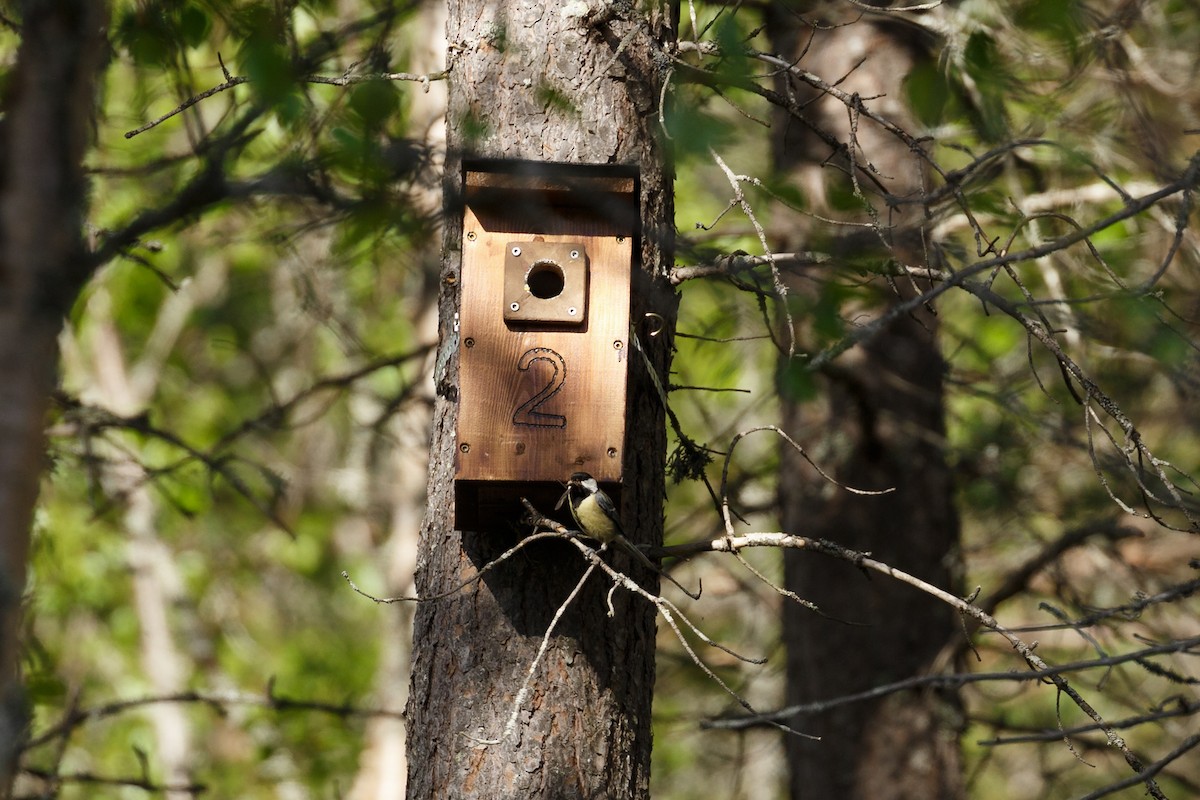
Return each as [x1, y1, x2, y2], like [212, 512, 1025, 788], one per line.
[466, 231, 477, 241]
[511, 246, 521, 257]
[459, 443, 470, 453]
[570, 250, 580, 259]
[607, 447, 618, 458]
[567, 307, 577, 316]
[464, 337, 475, 348]
[510, 302, 520, 312]
[613, 340, 623, 350]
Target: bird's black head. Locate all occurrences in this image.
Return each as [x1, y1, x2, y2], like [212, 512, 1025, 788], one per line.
[558, 472, 594, 510]
[565, 472, 600, 505]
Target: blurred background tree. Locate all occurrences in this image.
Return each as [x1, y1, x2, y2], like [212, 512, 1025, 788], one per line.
[1, 0, 1197, 798]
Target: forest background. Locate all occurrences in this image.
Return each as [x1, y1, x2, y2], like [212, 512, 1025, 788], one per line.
[1, 0, 1198, 798]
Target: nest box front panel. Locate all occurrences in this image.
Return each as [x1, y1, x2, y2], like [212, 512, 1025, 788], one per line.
[456, 205, 632, 487]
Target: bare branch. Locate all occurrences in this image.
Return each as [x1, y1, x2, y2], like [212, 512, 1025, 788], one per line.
[709, 149, 796, 355]
[123, 74, 249, 139]
[656, 529, 1171, 797]
[1075, 734, 1200, 800]
[24, 686, 405, 753]
[669, 251, 832, 285]
[706, 637, 1200, 730]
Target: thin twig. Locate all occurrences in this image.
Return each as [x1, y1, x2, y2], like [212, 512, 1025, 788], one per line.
[125, 68, 449, 138]
[650, 530, 1168, 798]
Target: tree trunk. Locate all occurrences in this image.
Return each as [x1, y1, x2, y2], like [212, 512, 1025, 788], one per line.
[778, 307, 963, 800]
[0, 1, 108, 790]
[405, 3, 676, 798]
[768, 4, 964, 798]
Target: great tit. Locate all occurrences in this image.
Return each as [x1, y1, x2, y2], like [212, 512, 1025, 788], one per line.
[560, 471, 658, 573]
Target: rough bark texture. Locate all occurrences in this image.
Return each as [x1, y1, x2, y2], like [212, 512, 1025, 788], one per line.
[405, 3, 677, 798]
[0, 1, 108, 790]
[768, 4, 964, 798]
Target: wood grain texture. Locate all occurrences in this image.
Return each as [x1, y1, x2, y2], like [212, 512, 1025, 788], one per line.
[457, 206, 631, 484]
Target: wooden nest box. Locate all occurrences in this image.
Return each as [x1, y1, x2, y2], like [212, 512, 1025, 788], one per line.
[454, 160, 639, 531]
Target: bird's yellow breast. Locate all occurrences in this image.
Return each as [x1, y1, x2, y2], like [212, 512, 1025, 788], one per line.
[572, 494, 619, 542]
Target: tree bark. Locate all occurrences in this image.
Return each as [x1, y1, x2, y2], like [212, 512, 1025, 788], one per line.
[0, 1, 108, 790]
[405, 3, 677, 798]
[768, 4, 964, 798]
[778, 306, 963, 800]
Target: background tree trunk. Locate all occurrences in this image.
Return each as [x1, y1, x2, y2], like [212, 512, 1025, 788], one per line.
[0, 1, 107, 789]
[768, 4, 964, 798]
[405, 3, 677, 798]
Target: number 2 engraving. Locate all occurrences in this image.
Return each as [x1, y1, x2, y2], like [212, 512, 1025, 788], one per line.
[513, 347, 567, 428]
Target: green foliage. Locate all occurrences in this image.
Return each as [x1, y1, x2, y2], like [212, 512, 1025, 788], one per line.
[775, 357, 816, 403]
[237, 13, 296, 109]
[349, 80, 401, 127]
[17, 0, 1200, 797]
[1014, 0, 1086, 54]
[664, 96, 732, 160]
[112, 1, 211, 64]
[115, 7, 175, 66]
[22, 1, 438, 795]
[904, 60, 952, 128]
[711, 14, 750, 84]
[961, 32, 1012, 141]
